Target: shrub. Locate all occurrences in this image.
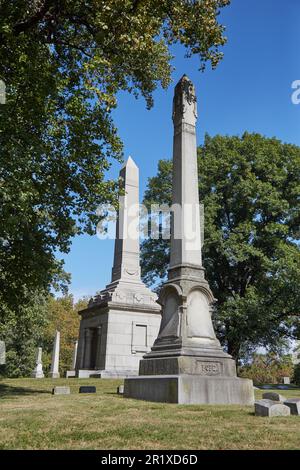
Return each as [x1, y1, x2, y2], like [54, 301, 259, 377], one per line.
[239, 353, 294, 385]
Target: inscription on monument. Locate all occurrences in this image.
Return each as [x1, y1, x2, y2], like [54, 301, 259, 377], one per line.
[196, 361, 222, 376]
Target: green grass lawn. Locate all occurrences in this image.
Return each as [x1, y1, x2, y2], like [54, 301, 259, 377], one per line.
[0, 378, 299, 450]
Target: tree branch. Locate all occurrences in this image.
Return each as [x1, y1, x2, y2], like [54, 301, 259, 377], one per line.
[13, 0, 55, 35]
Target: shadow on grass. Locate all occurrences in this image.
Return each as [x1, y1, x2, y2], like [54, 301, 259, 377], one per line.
[0, 384, 51, 398]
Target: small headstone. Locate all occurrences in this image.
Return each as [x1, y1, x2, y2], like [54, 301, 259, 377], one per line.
[79, 386, 96, 393]
[283, 398, 300, 415]
[52, 386, 70, 395]
[283, 377, 290, 385]
[31, 347, 44, 378]
[255, 399, 291, 417]
[0, 341, 6, 365]
[262, 392, 286, 402]
[66, 370, 76, 378]
[117, 385, 124, 395]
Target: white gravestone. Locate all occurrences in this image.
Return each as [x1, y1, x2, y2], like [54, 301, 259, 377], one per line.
[0, 341, 6, 365]
[49, 330, 60, 378]
[31, 347, 45, 378]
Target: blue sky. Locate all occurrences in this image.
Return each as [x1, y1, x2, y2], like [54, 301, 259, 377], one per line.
[58, 0, 300, 301]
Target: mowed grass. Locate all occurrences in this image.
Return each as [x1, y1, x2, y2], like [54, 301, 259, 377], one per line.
[0, 378, 299, 450]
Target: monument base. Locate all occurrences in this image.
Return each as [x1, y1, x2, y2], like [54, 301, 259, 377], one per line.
[66, 370, 76, 378]
[31, 372, 44, 379]
[76, 369, 139, 379]
[49, 372, 60, 379]
[139, 353, 237, 377]
[124, 375, 254, 405]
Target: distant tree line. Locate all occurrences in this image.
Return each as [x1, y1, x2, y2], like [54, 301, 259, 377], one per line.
[0, 294, 87, 378]
[141, 133, 300, 362]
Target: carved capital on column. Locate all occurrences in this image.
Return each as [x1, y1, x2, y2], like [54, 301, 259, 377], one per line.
[172, 74, 197, 127]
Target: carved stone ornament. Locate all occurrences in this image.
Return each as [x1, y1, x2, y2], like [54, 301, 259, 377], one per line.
[172, 74, 197, 125]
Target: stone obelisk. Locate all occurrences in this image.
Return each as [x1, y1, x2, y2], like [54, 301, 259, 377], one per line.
[124, 75, 254, 404]
[72, 341, 78, 370]
[100, 156, 144, 294]
[32, 347, 45, 378]
[0, 340, 6, 366]
[74, 157, 161, 378]
[49, 330, 60, 378]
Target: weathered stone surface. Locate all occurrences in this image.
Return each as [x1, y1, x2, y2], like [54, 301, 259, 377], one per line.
[283, 376, 290, 384]
[283, 398, 300, 415]
[79, 386, 96, 393]
[139, 355, 237, 377]
[124, 75, 254, 405]
[31, 347, 44, 378]
[52, 386, 70, 395]
[117, 385, 124, 395]
[262, 392, 286, 402]
[72, 341, 78, 370]
[255, 399, 290, 417]
[49, 330, 60, 378]
[124, 375, 254, 405]
[66, 371, 76, 378]
[0, 340, 6, 365]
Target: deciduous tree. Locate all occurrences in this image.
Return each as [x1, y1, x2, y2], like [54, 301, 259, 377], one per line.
[0, 0, 230, 314]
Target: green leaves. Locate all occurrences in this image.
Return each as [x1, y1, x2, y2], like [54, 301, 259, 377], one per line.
[0, 0, 229, 315]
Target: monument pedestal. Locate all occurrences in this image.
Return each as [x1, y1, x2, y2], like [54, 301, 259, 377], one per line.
[31, 347, 45, 379]
[49, 372, 60, 379]
[138, 353, 237, 377]
[31, 363, 45, 379]
[124, 375, 253, 405]
[125, 321, 254, 405]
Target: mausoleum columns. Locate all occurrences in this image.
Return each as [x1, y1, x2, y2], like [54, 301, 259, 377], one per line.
[83, 328, 93, 369]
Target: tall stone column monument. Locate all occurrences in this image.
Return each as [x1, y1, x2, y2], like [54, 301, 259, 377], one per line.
[124, 75, 254, 404]
[49, 330, 60, 379]
[73, 157, 161, 378]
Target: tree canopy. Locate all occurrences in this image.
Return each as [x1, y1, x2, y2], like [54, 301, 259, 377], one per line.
[0, 0, 230, 315]
[141, 133, 300, 361]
